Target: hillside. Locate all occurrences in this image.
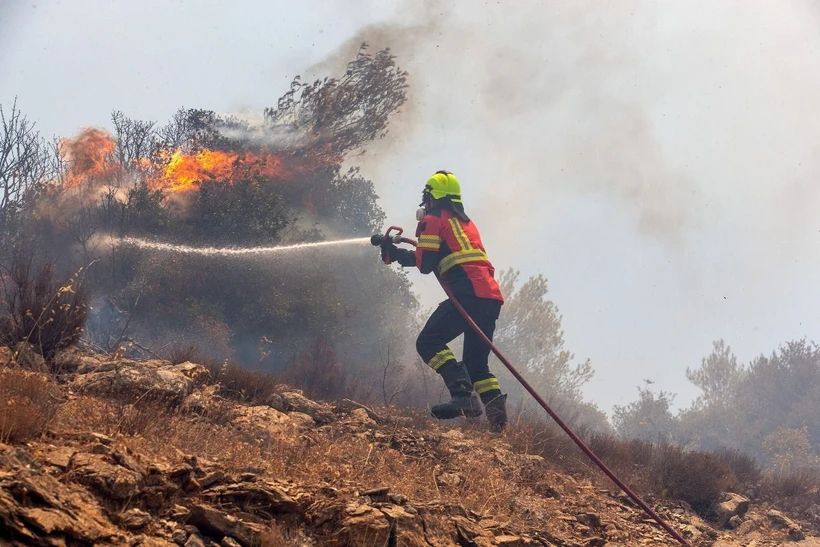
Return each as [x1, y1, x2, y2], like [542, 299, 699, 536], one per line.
[0, 345, 817, 546]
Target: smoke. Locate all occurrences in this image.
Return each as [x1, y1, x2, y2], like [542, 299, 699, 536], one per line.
[216, 122, 311, 151]
[307, 2, 699, 246]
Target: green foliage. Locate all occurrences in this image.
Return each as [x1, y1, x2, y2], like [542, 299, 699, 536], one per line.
[619, 338, 820, 469]
[686, 339, 739, 407]
[495, 269, 593, 399]
[188, 179, 291, 244]
[613, 386, 677, 443]
[491, 269, 607, 432]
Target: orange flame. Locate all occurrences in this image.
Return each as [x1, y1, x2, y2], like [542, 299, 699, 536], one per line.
[61, 128, 117, 188]
[57, 128, 337, 194]
[149, 149, 285, 193]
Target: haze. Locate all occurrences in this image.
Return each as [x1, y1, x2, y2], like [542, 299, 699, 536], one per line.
[2, 0, 818, 412]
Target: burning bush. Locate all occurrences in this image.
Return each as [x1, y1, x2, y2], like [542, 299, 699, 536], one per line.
[0, 45, 418, 398]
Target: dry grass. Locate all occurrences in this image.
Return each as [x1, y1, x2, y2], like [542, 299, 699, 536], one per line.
[203, 360, 281, 405]
[47, 356, 804, 533]
[0, 257, 89, 361]
[760, 467, 820, 530]
[648, 444, 734, 514]
[714, 447, 761, 487]
[0, 368, 60, 443]
[165, 343, 199, 365]
[507, 422, 738, 516]
[281, 340, 351, 401]
[57, 394, 271, 470]
[761, 467, 820, 500]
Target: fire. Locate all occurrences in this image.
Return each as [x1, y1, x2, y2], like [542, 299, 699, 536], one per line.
[159, 150, 237, 192]
[61, 129, 117, 188]
[151, 149, 284, 193]
[57, 128, 334, 194]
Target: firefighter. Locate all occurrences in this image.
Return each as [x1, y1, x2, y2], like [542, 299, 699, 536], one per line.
[380, 170, 507, 432]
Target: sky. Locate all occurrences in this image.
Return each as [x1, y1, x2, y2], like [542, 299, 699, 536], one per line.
[2, 0, 819, 413]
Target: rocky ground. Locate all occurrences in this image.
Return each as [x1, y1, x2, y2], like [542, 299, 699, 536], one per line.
[0, 345, 818, 546]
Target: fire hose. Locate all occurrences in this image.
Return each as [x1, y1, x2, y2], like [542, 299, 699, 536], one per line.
[372, 226, 690, 546]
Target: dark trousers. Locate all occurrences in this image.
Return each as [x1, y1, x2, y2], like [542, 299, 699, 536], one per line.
[416, 297, 503, 395]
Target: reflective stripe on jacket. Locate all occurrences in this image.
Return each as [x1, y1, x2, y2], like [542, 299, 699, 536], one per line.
[414, 208, 504, 302]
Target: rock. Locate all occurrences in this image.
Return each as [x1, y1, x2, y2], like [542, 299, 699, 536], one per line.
[184, 533, 207, 547]
[171, 361, 210, 382]
[339, 502, 391, 546]
[379, 503, 427, 545]
[335, 399, 384, 423]
[362, 486, 390, 498]
[200, 479, 300, 514]
[495, 535, 542, 546]
[200, 470, 227, 489]
[767, 509, 804, 540]
[171, 528, 188, 543]
[268, 390, 335, 424]
[577, 512, 602, 528]
[220, 537, 242, 547]
[41, 446, 76, 469]
[287, 411, 316, 429]
[70, 359, 201, 401]
[0, 446, 123, 544]
[12, 342, 47, 372]
[187, 503, 265, 546]
[120, 507, 151, 530]
[0, 345, 12, 366]
[436, 472, 463, 488]
[51, 347, 102, 373]
[727, 514, 743, 529]
[714, 492, 750, 528]
[233, 405, 297, 440]
[70, 452, 144, 500]
[180, 384, 222, 415]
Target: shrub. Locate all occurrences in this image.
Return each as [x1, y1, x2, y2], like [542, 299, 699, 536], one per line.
[0, 369, 60, 442]
[518, 425, 742, 517]
[204, 360, 281, 405]
[714, 448, 760, 487]
[648, 444, 734, 514]
[166, 343, 199, 365]
[760, 467, 820, 500]
[281, 339, 351, 401]
[0, 256, 89, 360]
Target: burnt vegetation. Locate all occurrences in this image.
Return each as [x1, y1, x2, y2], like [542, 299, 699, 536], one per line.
[1, 45, 418, 403]
[0, 42, 818, 531]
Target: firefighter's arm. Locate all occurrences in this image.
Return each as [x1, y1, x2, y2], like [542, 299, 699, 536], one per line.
[385, 243, 416, 267]
[415, 215, 442, 274]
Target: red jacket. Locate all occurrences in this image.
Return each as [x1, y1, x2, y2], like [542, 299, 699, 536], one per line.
[415, 208, 504, 302]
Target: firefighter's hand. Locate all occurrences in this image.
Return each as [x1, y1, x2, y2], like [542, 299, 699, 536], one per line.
[380, 241, 398, 264]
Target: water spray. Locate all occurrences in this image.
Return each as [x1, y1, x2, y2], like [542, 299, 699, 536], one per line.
[104, 235, 371, 257]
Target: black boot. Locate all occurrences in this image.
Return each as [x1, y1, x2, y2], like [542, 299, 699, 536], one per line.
[482, 393, 508, 432]
[431, 362, 483, 419]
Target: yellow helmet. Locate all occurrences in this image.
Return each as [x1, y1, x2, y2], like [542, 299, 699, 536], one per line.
[424, 170, 462, 203]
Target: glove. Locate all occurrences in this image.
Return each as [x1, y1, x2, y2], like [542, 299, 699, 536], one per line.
[380, 241, 398, 264]
[380, 241, 415, 267]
